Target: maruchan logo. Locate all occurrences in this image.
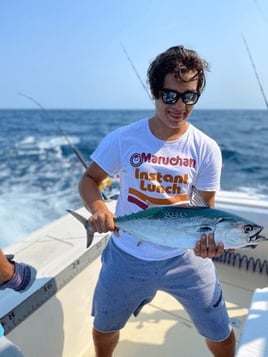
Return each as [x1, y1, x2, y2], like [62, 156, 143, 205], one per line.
[130, 152, 196, 168]
[130, 153, 143, 167]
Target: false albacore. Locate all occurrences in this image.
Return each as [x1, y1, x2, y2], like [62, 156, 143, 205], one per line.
[67, 186, 266, 249]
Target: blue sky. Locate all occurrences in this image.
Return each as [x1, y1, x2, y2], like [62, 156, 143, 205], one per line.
[0, 0, 267, 109]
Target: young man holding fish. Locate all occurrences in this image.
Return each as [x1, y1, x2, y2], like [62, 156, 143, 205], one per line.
[79, 46, 236, 356]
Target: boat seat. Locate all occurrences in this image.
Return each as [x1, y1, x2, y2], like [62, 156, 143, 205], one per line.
[236, 287, 268, 357]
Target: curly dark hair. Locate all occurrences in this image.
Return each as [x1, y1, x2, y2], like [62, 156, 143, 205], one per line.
[147, 46, 210, 99]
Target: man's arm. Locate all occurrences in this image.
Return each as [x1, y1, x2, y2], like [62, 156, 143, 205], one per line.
[79, 162, 116, 234]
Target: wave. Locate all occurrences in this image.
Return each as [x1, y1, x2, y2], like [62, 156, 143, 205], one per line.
[16, 135, 81, 150]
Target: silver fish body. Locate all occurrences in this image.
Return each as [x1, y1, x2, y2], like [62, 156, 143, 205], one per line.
[67, 205, 266, 249]
[114, 206, 265, 249]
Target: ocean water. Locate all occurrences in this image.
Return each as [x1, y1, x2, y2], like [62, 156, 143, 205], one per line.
[0, 109, 268, 247]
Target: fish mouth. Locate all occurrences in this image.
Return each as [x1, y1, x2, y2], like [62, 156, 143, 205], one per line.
[244, 226, 266, 249]
[249, 226, 265, 242]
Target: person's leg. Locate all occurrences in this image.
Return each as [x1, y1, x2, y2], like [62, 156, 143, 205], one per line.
[160, 250, 235, 356]
[206, 329, 236, 357]
[92, 329, 120, 357]
[91, 239, 158, 356]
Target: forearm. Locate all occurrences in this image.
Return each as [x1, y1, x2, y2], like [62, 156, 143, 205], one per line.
[79, 169, 115, 233]
[79, 173, 106, 213]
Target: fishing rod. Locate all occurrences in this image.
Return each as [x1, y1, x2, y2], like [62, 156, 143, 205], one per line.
[18, 93, 114, 198]
[21, 45, 149, 164]
[122, 39, 268, 111]
[18, 92, 88, 169]
[120, 42, 152, 102]
[241, 34, 268, 109]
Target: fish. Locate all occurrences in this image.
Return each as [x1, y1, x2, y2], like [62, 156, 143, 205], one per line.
[67, 186, 267, 249]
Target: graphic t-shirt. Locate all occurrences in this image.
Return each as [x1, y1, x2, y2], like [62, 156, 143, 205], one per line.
[91, 118, 222, 260]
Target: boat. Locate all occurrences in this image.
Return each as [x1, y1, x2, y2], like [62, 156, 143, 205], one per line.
[1, 190, 268, 357]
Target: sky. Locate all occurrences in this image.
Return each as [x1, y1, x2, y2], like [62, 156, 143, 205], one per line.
[0, 0, 268, 110]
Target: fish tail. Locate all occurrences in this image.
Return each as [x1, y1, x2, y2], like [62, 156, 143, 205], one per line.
[66, 209, 94, 248]
[85, 221, 94, 248]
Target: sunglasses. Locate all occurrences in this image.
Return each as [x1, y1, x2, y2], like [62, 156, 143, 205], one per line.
[161, 88, 200, 105]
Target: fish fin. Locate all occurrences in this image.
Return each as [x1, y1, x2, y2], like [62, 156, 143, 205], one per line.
[66, 209, 94, 248]
[85, 221, 94, 248]
[189, 186, 209, 207]
[197, 225, 214, 233]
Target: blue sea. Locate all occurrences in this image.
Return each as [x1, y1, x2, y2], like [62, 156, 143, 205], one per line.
[1, 109, 268, 248]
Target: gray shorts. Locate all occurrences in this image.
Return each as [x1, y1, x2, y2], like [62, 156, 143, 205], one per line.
[92, 238, 232, 342]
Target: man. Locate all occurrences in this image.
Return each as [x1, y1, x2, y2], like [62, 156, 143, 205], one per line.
[79, 45, 236, 356]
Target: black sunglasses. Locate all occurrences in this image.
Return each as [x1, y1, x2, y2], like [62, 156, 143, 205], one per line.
[161, 88, 200, 105]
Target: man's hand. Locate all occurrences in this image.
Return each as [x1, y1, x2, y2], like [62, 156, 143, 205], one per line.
[193, 233, 224, 258]
[89, 208, 116, 234]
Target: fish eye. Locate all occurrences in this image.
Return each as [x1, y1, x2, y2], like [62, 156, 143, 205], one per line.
[244, 224, 254, 234]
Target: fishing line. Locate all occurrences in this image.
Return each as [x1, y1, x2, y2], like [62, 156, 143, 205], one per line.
[18, 48, 150, 195]
[18, 92, 88, 169]
[120, 42, 153, 103]
[241, 34, 268, 110]
[122, 39, 268, 111]
[252, 0, 268, 25]
[19, 93, 115, 200]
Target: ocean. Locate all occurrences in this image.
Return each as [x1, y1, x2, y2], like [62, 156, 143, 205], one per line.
[1, 109, 268, 248]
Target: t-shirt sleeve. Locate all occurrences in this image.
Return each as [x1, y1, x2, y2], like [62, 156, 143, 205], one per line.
[90, 128, 122, 175]
[195, 140, 222, 191]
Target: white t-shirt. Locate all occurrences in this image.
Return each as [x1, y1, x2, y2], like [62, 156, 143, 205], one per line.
[91, 118, 222, 261]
